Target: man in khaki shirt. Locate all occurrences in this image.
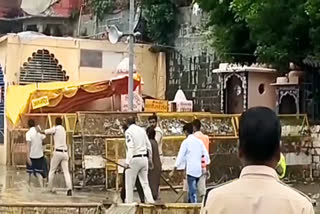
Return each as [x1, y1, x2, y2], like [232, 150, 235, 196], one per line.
[202, 107, 314, 214]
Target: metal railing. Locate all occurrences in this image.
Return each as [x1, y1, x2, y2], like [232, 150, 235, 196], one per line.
[0, 202, 103, 214]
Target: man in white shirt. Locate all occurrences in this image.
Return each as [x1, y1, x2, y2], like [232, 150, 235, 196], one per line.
[148, 115, 163, 161]
[39, 117, 72, 196]
[124, 117, 155, 203]
[192, 119, 210, 201]
[26, 119, 47, 188]
[169, 123, 210, 203]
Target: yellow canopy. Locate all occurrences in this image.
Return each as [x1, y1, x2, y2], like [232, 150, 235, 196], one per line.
[6, 75, 141, 126]
[6, 81, 97, 125]
[6, 83, 37, 126]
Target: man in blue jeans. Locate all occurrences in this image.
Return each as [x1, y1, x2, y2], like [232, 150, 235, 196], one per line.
[169, 123, 210, 203]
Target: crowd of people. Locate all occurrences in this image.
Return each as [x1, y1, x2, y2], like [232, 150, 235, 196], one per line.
[24, 107, 316, 213]
[120, 115, 211, 203]
[24, 114, 210, 204]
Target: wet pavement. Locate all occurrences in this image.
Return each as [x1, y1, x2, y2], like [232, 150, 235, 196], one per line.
[0, 166, 109, 204]
[293, 183, 320, 213]
[0, 166, 319, 213]
[0, 166, 180, 205]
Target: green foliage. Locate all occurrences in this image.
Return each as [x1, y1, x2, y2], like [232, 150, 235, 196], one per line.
[231, 0, 311, 70]
[198, 0, 320, 71]
[142, 0, 177, 45]
[89, 0, 113, 21]
[306, 0, 320, 56]
[197, 0, 256, 64]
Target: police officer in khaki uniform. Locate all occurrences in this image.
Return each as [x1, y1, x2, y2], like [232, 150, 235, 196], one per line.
[202, 107, 314, 214]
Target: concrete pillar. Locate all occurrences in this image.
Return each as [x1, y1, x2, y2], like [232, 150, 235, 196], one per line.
[156, 52, 166, 99]
[37, 24, 44, 33]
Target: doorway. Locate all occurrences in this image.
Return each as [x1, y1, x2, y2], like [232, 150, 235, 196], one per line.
[225, 75, 244, 114]
[279, 94, 297, 114]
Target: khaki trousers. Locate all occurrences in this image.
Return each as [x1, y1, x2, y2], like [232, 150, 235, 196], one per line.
[197, 173, 207, 198]
[125, 157, 154, 203]
[48, 151, 72, 190]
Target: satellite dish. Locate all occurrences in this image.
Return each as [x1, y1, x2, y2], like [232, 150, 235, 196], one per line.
[107, 25, 124, 44]
[21, 0, 52, 15]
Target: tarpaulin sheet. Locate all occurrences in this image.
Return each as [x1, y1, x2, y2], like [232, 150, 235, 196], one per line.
[6, 74, 141, 125]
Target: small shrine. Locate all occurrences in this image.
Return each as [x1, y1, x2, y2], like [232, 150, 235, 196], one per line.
[169, 89, 193, 112]
[271, 64, 304, 114]
[213, 63, 277, 114]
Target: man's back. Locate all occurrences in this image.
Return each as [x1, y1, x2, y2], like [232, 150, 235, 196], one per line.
[125, 124, 149, 156]
[194, 131, 209, 152]
[194, 131, 210, 169]
[203, 166, 314, 214]
[26, 127, 45, 159]
[54, 125, 66, 145]
[45, 125, 67, 150]
[176, 135, 210, 178]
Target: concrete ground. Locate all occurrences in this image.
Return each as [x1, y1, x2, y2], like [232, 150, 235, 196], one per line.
[0, 166, 319, 213]
[0, 166, 107, 204]
[0, 166, 181, 204]
[293, 183, 320, 213]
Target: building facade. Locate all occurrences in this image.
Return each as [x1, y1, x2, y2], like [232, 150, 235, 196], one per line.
[0, 32, 166, 164]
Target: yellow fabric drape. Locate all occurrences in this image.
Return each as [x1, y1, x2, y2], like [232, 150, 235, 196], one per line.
[36, 81, 94, 90]
[7, 81, 109, 125]
[6, 84, 37, 125]
[7, 76, 141, 126]
[63, 87, 78, 98]
[81, 82, 110, 93]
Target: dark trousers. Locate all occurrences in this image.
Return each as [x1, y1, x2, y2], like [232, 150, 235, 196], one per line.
[26, 156, 48, 178]
[120, 168, 145, 203]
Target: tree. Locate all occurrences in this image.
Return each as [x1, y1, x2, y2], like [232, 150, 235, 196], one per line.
[89, 0, 113, 21]
[232, 0, 311, 71]
[142, 0, 177, 45]
[305, 0, 320, 56]
[198, 0, 320, 71]
[197, 0, 256, 64]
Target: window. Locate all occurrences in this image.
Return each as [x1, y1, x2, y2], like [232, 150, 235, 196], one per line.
[258, 84, 265, 94]
[80, 49, 102, 68]
[20, 49, 69, 84]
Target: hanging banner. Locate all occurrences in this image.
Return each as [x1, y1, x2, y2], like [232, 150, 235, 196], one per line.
[145, 99, 168, 112]
[31, 96, 49, 110]
[121, 92, 143, 112]
[177, 101, 193, 112]
[169, 101, 193, 112]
